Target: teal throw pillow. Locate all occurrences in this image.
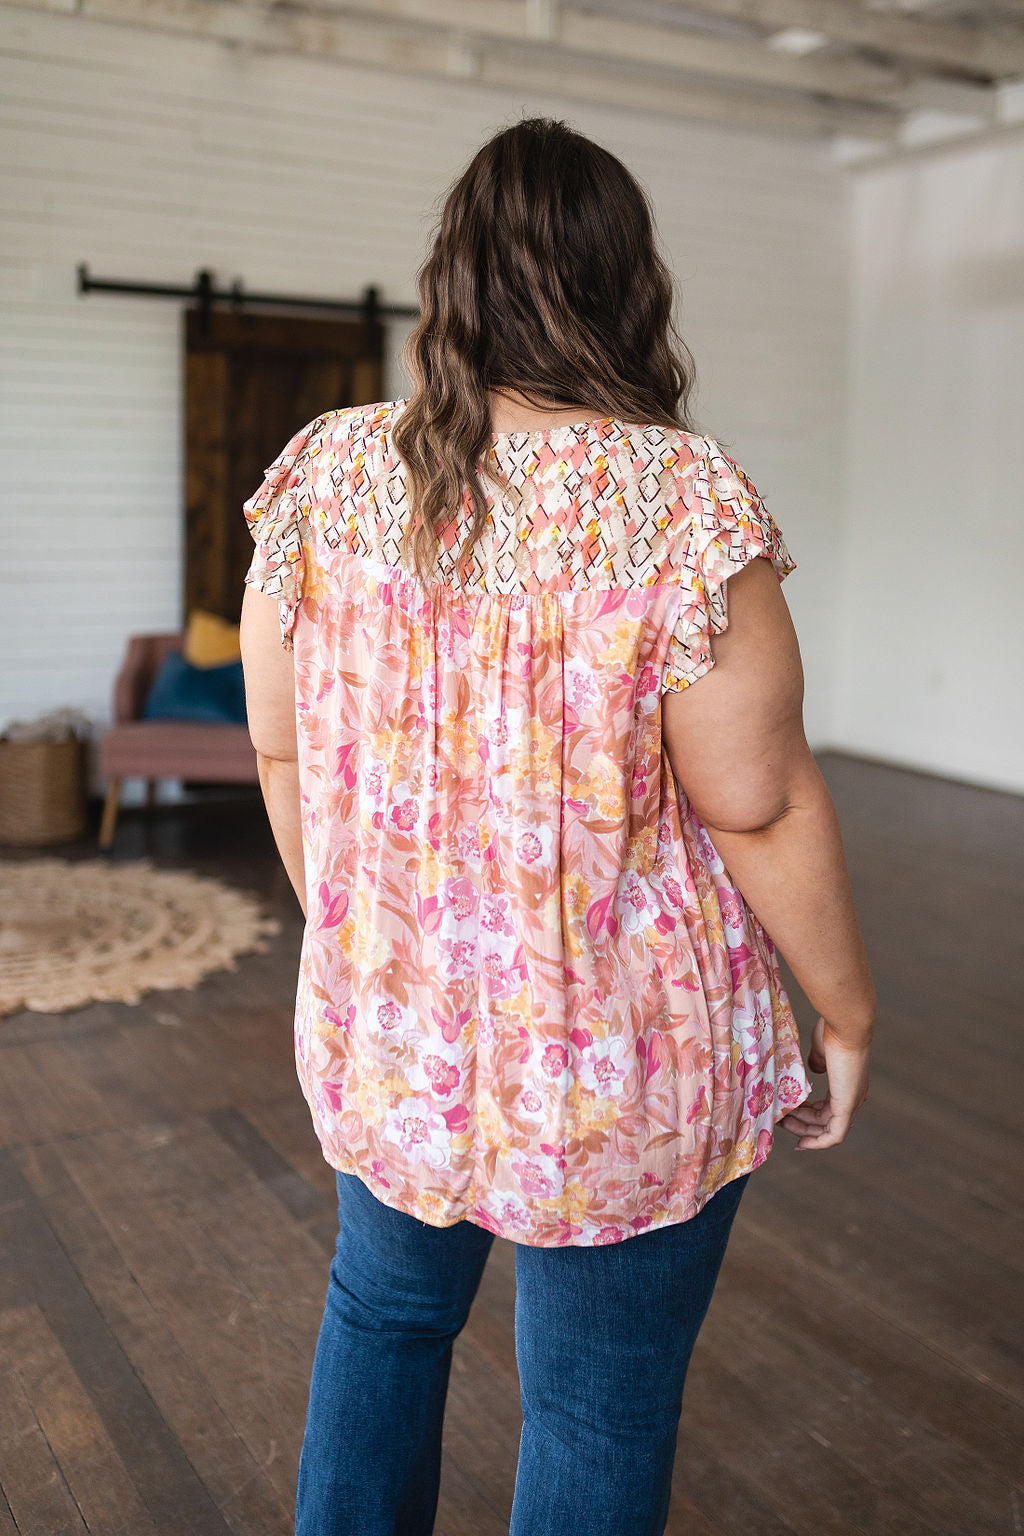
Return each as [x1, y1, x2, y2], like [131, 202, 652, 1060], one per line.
[142, 653, 247, 725]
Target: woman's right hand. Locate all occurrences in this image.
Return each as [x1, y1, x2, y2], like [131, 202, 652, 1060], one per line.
[779, 1016, 871, 1151]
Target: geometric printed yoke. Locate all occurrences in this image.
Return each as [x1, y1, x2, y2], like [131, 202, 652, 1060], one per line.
[247, 398, 770, 595]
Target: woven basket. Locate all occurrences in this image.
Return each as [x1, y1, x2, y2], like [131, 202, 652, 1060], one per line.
[0, 737, 88, 845]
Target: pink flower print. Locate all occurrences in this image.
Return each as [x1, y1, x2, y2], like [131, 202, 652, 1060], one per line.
[519, 1089, 543, 1114]
[422, 1053, 460, 1096]
[511, 1158, 559, 1198]
[442, 1103, 469, 1135]
[616, 871, 653, 934]
[693, 820, 723, 873]
[437, 619, 470, 667]
[636, 662, 658, 700]
[479, 953, 503, 994]
[719, 888, 745, 930]
[480, 894, 515, 938]
[456, 823, 481, 862]
[374, 999, 403, 1033]
[440, 875, 478, 923]
[577, 1036, 631, 1098]
[383, 1097, 452, 1169]
[661, 873, 684, 909]
[436, 620, 454, 658]
[639, 1171, 663, 1187]
[364, 766, 384, 799]
[437, 934, 478, 981]
[497, 1198, 534, 1233]
[746, 1081, 774, 1118]
[594, 1225, 626, 1245]
[370, 1157, 392, 1189]
[516, 829, 543, 866]
[492, 712, 509, 747]
[777, 1074, 805, 1109]
[541, 1043, 568, 1078]
[391, 797, 417, 831]
[570, 672, 598, 711]
[480, 952, 523, 1000]
[477, 1013, 497, 1046]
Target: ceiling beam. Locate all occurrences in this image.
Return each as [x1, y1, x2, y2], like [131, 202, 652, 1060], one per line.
[1, 0, 902, 136]
[660, 0, 1024, 78]
[303, 0, 909, 103]
[896, 0, 1024, 13]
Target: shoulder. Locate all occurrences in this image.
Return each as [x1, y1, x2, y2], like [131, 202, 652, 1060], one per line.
[644, 426, 744, 477]
[645, 427, 766, 511]
[608, 422, 740, 488]
[287, 401, 404, 508]
[649, 426, 790, 575]
[313, 398, 405, 458]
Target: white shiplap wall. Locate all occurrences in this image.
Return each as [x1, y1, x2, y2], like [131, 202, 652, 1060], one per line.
[0, 7, 848, 770]
[834, 131, 1024, 794]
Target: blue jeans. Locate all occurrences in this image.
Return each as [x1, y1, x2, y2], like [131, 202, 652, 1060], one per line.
[295, 1167, 751, 1536]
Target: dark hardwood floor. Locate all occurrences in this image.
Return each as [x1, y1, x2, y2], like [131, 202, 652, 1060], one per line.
[1, 752, 1021, 1535]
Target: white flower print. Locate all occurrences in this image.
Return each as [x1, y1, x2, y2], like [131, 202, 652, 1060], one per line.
[382, 1097, 453, 1168]
[576, 1034, 632, 1099]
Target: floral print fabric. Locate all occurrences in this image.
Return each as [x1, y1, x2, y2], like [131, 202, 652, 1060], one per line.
[243, 399, 813, 1247]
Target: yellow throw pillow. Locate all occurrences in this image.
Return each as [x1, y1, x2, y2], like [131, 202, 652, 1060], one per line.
[184, 609, 242, 668]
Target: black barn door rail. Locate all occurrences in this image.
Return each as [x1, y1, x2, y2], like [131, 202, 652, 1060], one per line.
[76, 264, 419, 326]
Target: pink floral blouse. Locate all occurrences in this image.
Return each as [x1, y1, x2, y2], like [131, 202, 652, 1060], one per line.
[243, 399, 813, 1247]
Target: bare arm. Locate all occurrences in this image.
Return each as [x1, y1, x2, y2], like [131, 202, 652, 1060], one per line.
[239, 586, 307, 918]
[662, 556, 876, 1149]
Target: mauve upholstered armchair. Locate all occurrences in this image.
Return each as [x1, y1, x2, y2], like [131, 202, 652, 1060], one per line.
[97, 633, 258, 849]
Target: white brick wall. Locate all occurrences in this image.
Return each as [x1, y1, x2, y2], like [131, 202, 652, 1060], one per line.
[0, 6, 848, 772]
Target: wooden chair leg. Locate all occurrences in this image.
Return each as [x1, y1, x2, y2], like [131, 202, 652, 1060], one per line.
[99, 778, 121, 851]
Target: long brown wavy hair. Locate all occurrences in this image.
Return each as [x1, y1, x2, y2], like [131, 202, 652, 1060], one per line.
[393, 117, 698, 585]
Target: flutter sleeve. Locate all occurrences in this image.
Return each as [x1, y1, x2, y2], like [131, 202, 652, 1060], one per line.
[662, 438, 797, 692]
[242, 415, 323, 649]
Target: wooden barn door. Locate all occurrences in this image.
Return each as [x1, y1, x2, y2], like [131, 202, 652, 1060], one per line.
[184, 309, 384, 621]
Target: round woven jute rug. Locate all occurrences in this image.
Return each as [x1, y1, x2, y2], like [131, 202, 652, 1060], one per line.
[0, 858, 281, 1017]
